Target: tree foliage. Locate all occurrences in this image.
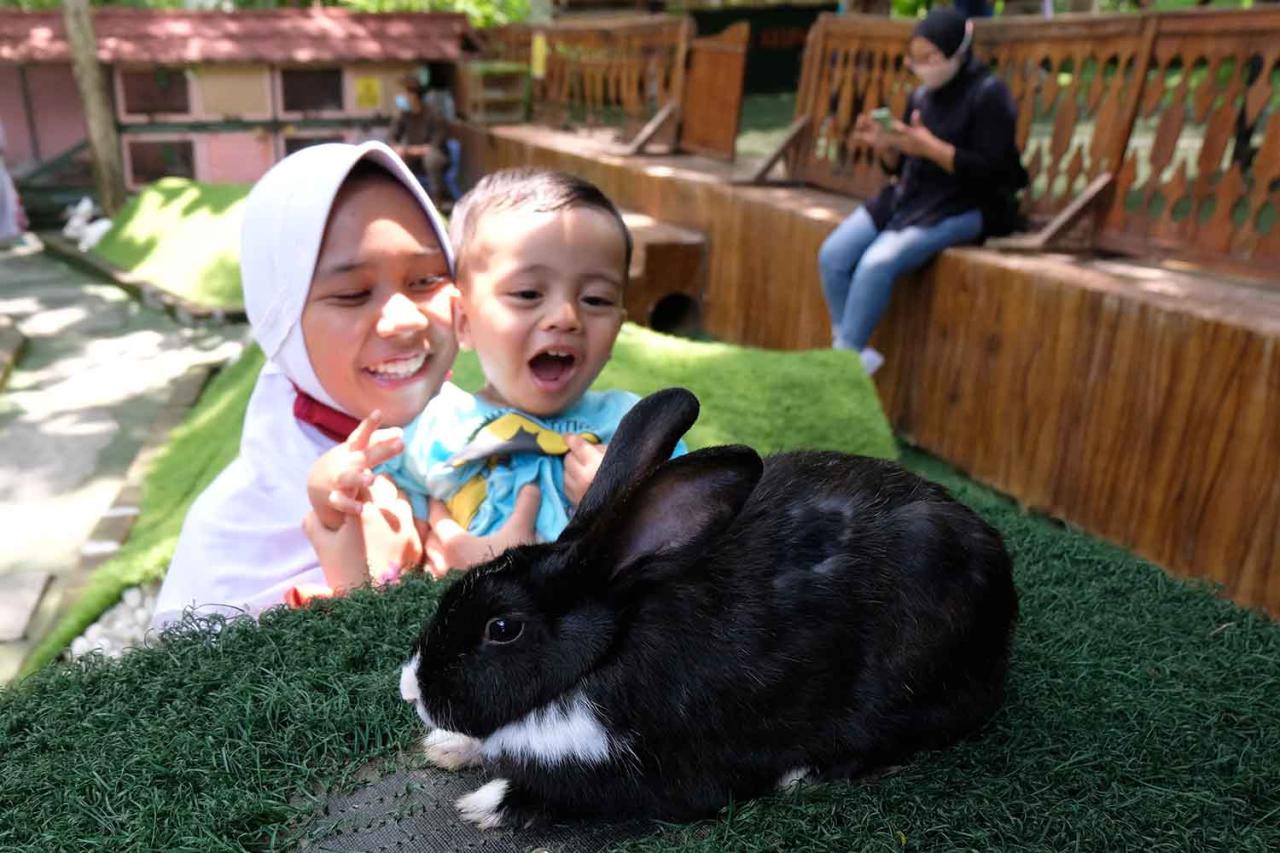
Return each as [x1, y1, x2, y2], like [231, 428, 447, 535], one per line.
[0, 0, 530, 29]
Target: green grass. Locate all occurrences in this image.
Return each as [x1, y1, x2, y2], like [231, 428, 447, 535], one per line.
[736, 92, 798, 162]
[2, 424, 1277, 850]
[93, 178, 249, 311]
[21, 323, 894, 676]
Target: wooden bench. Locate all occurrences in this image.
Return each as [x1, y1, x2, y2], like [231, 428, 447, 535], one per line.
[748, 8, 1280, 615]
[764, 9, 1280, 280]
[482, 15, 752, 161]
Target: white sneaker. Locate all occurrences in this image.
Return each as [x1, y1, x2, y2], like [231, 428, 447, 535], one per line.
[859, 347, 884, 376]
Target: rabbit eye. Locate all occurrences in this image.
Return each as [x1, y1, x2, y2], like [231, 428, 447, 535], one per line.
[483, 617, 524, 644]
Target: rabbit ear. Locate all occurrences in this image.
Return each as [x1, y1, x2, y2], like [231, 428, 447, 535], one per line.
[560, 388, 700, 540]
[579, 445, 763, 588]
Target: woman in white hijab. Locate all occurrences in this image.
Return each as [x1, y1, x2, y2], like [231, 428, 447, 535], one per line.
[152, 141, 459, 629]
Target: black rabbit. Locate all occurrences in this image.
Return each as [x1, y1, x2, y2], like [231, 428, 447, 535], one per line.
[399, 388, 1017, 829]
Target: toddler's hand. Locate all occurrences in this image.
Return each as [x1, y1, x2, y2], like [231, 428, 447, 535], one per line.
[423, 484, 541, 578]
[308, 410, 405, 531]
[564, 434, 607, 508]
[303, 475, 423, 594]
[360, 474, 423, 584]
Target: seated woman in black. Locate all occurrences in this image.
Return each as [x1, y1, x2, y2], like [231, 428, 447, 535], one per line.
[817, 8, 1027, 375]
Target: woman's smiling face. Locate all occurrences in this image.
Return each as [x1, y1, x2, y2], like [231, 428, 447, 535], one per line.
[301, 175, 458, 427]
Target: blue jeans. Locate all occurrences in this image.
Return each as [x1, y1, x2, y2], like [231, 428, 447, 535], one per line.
[818, 207, 983, 350]
[445, 139, 462, 200]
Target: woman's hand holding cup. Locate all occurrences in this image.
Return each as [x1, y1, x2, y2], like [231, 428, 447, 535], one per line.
[853, 110, 900, 154]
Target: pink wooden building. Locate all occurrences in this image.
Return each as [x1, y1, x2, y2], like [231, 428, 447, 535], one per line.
[0, 8, 468, 195]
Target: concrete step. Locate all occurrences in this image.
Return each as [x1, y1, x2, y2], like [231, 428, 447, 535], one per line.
[0, 242, 243, 682]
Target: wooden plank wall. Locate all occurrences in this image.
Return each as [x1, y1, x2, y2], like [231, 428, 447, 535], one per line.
[874, 250, 1280, 617]
[455, 122, 1280, 616]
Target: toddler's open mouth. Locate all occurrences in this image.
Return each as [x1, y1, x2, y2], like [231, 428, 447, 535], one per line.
[528, 349, 578, 391]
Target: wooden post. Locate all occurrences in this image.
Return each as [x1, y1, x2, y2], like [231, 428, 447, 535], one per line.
[1091, 13, 1159, 243]
[18, 67, 40, 163]
[62, 0, 126, 216]
[745, 116, 809, 184]
[625, 102, 680, 156]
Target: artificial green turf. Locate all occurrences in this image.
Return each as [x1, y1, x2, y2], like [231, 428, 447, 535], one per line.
[736, 92, 799, 162]
[3, 444, 1277, 850]
[93, 178, 249, 310]
[8, 327, 1275, 853]
[21, 323, 894, 676]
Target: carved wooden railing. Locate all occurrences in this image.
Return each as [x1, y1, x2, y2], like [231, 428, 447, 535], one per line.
[485, 16, 693, 136]
[1098, 9, 1280, 274]
[792, 14, 1147, 217]
[478, 23, 532, 66]
[787, 9, 1280, 277]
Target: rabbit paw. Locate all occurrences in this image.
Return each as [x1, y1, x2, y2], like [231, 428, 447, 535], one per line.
[456, 778, 509, 830]
[776, 766, 815, 789]
[424, 729, 483, 770]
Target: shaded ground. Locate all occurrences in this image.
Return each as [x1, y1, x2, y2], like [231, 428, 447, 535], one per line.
[0, 241, 241, 681]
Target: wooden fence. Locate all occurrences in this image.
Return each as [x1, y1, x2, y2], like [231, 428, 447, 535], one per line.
[790, 9, 1280, 278]
[484, 16, 692, 137]
[677, 21, 751, 160]
[483, 15, 754, 159]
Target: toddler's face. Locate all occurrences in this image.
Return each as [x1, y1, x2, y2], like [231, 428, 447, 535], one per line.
[302, 178, 458, 427]
[457, 205, 626, 417]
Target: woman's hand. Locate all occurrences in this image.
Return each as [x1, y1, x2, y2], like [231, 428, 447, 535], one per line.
[853, 113, 895, 153]
[888, 111, 956, 173]
[307, 410, 405, 531]
[853, 113, 903, 173]
[564, 434, 607, 508]
[302, 474, 422, 593]
[302, 511, 370, 594]
[423, 484, 541, 578]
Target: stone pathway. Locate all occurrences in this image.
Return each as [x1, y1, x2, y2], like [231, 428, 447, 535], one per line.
[0, 237, 243, 681]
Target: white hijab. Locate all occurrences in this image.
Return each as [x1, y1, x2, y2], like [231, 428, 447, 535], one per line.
[152, 142, 452, 629]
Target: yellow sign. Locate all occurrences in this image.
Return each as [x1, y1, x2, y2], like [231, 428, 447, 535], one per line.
[354, 76, 383, 110]
[531, 33, 548, 81]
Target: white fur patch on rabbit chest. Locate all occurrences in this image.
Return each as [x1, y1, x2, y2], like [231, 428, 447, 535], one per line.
[481, 690, 613, 767]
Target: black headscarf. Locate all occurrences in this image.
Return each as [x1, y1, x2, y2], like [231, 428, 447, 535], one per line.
[912, 8, 969, 59]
